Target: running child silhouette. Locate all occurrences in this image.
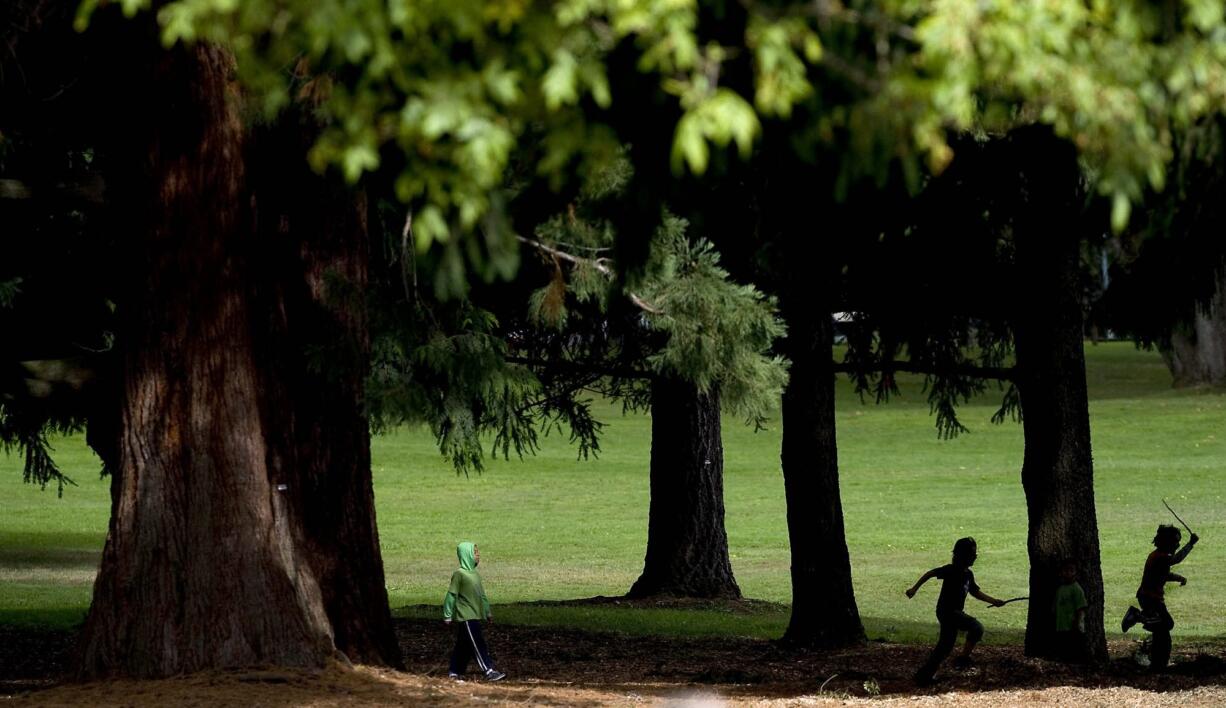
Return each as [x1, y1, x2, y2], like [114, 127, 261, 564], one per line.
[906, 537, 1007, 685]
[1121, 524, 1199, 671]
[443, 541, 506, 681]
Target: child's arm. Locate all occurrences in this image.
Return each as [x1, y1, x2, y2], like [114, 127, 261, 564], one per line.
[443, 591, 457, 623]
[905, 569, 939, 598]
[970, 588, 1006, 607]
[443, 571, 461, 623]
[1169, 572, 1188, 586]
[1172, 534, 1199, 565]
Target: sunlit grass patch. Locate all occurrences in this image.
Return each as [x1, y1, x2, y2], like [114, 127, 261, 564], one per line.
[2, 342, 1224, 644]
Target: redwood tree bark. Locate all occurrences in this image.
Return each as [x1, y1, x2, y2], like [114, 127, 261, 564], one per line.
[77, 39, 400, 676]
[778, 290, 864, 647]
[78, 42, 337, 677]
[628, 378, 741, 598]
[246, 116, 400, 667]
[1009, 128, 1108, 662]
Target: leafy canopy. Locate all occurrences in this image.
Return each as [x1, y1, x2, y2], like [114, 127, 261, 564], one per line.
[79, 0, 1226, 257]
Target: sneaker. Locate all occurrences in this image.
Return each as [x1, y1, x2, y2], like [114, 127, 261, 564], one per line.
[952, 656, 975, 670]
[448, 673, 463, 681]
[1122, 606, 1143, 633]
[484, 670, 506, 682]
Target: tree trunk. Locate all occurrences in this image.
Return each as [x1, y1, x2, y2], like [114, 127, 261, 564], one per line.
[628, 378, 740, 598]
[77, 42, 337, 677]
[778, 293, 865, 647]
[246, 116, 401, 667]
[1161, 273, 1226, 387]
[1009, 129, 1108, 662]
[76, 40, 402, 676]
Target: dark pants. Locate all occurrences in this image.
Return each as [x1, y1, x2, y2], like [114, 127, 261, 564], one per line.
[1139, 594, 1174, 670]
[1054, 629, 1087, 664]
[449, 620, 496, 676]
[915, 611, 984, 682]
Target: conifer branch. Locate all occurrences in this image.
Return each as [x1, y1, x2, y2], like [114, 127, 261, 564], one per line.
[517, 234, 614, 274]
[834, 359, 1016, 381]
[513, 372, 606, 415]
[504, 355, 650, 381]
[516, 235, 662, 314]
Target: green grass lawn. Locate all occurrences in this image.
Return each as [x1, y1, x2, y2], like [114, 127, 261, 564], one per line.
[2, 342, 1223, 646]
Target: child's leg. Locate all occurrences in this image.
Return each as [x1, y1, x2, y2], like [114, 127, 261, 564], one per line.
[1053, 630, 1071, 661]
[915, 618, 958, 682]
[958, 614, 984, 658]
[449, 622, 473, 675]
[461, 620, 497, 674]
[1054, 629, 1087, 663]
[1140, 597, 1174, 670]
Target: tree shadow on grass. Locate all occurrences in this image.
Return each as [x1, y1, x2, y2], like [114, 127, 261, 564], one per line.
[0, 531, 104, 572]
[0, 548, 100, 570]
[394, 607, 1226, 700]
[398, 598, 1026, 646]
[3, 603, 1225, 703]
[6, 662, 617, 707]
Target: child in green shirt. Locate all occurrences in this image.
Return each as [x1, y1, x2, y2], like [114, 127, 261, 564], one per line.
[443, 541, 505, 681]
[1053, 559, 1088, 663]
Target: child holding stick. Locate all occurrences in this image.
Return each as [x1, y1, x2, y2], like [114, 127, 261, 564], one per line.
[906, 537, 1006, 685]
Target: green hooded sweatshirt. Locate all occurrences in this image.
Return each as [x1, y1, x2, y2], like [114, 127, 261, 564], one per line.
[443, 541, 491, 622]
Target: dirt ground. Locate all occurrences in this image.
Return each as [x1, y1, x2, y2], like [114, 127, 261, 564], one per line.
[4, 614, 1226, 706]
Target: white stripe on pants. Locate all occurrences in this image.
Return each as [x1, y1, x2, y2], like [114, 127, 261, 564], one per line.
[465, 621, 490, 673]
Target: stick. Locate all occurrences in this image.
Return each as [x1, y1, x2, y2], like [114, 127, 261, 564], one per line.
[987, 596, 1028, 608]
[1162, 498, 1195, 536]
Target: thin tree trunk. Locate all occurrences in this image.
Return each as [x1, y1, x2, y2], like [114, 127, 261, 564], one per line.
[628, 378, 740, 598]
[1010, 128, 1108, 662]
[778, 292, 864, 647]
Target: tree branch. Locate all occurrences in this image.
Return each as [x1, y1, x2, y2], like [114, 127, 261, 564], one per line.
[740, 0, 918, 43]
[516, 235, 663, 314]
[517, 234, 613, 274]
[505, 354, 651, 381]
[0, 174, 106, 204]
[833, 359, 1016, 381]
[512, 371, 606, 415]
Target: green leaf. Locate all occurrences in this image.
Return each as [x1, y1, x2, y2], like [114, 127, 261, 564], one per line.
[671, 112, 708, 174]
[543, 50, 580, 110]
[341, 142, 379, 183]
[415, 205, 449, 249]
[1110, 191, 1132, 233]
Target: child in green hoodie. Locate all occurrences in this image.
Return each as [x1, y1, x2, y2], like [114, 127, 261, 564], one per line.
[443, 541, 505, 681]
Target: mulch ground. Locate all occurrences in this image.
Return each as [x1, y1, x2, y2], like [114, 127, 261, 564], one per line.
[4, 601, 1225, 705]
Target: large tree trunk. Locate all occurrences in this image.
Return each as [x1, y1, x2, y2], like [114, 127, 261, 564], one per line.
[78, 42, 337, 677]
[628, 378, 740, 598]
[246, 116, 401, 667]
[1009, 128, 1108, 662]
[1162, 273, 1226, 387]
[78, 39, 400, 676]
[778, 292, 864, 647]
